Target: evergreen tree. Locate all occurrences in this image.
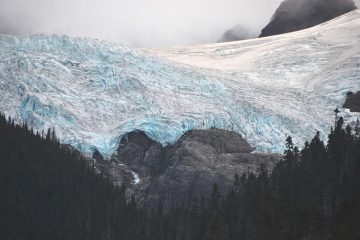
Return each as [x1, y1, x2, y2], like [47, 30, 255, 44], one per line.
[1, 112, 360, 240]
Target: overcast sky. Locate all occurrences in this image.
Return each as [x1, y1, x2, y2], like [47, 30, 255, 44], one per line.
[0, 0, 359, 48]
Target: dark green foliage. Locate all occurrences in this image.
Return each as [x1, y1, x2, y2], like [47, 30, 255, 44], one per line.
[1, 113, 360, 240]
[207, 118, 360, 240]
[0, 113, 144, 240]
[149, 117, 360, 240]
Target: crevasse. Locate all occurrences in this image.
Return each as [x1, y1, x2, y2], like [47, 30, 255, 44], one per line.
[0, 11, 360, 157]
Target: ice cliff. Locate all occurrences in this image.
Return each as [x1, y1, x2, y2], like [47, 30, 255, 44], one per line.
[1, 10, 360, 157]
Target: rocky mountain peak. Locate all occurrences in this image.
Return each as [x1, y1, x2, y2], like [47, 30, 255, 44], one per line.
[259, 0, 356, 37]
[217, 25, 254, 43]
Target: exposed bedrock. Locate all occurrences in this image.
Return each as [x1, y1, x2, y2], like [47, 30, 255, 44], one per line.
[344, 91, 360, 112]
[259, 0, 356, 37]
[96, 128, 282, 209]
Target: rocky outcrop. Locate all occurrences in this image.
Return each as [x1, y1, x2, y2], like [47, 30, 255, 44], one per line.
[92, 149, 104, 162]
[218, 25, 254, 42]
[96, 129, 282, 209]
[177, 129, 255, 153]
[259, 0, 356, 37]
[344, 91, 360, 112]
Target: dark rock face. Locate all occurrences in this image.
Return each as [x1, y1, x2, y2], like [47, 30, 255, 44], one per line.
[96, 129, 282, 209]
[176, 128, 255, 154]
[114, 130, 173, 180]
[142, 152, 280, 209]
[92, 149, 104, 162]
[259, 0, 356, 37]
[218, 25, 255, 42]
[344, 91, 360, 112]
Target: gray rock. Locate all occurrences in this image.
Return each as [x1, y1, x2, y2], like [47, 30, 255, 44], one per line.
[176, 128, 256, 154]
[97, 128, 282, 209]
[141, 152, 281, 209]
[92, 149, 104, 162]
[343, 91, 360, 112]
[259, 0, 356, 37]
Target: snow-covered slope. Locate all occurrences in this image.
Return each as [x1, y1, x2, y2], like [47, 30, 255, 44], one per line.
[1, 11, 360, 157]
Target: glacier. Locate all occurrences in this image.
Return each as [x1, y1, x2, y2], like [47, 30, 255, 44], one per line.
[1, 10, 360, 157]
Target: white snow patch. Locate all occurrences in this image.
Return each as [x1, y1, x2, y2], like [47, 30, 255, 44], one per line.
[131, 171, 140, 184]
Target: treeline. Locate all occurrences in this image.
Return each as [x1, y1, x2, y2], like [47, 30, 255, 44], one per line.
[0, 114, 146, 240]
[1, 112, 360, 240]
[140, 118, 360, 240]
[220, 117, 360, 240]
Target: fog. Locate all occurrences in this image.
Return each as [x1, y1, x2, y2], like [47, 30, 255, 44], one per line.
[0, 0, 358, 48]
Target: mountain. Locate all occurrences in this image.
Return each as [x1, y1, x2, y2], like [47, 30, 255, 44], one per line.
[1, 10, 360, 159]
[259, 0, 357, 37]
[217, 25, 254, 42]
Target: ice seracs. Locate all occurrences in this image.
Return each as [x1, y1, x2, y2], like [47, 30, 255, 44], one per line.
[1, 10, 360, 157]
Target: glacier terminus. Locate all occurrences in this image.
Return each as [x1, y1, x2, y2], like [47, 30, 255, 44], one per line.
[1, 10, 360, 157]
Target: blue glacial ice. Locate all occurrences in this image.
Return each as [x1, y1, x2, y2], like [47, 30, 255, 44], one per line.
[0, 10, 360, 157]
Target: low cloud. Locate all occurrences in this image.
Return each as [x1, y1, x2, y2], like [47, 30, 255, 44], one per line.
[0, 0, 358, 48]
